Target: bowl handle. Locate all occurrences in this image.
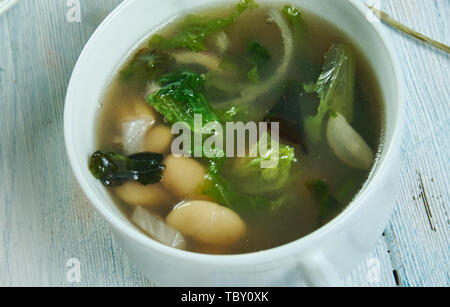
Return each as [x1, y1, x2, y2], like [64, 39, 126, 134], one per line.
[298, 251, 344, 287]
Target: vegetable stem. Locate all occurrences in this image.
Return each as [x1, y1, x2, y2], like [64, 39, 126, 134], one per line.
[367, 5, 450, 54]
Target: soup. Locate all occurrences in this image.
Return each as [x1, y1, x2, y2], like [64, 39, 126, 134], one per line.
[89, 0, 383, 254]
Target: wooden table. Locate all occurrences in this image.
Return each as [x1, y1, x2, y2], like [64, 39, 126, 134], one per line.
[0, 0, 448, 287]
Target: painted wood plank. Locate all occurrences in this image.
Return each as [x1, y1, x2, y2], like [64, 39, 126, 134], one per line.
[360, 0, 450, 287]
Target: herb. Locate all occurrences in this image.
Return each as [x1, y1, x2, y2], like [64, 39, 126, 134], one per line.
[247, 66, 260, 83]
[89, 151, 165, 186]
[303, 82, 315, 94]
[304, 44, 356, 142]
[120, 48, 168, 82]
[306, 179, 340, 222]
[198, 132, 295, 215]
[147, 71, 225, 158]
[147, 71, 220, 130]
[246, 41, 271, 83]
[199, 161, 287, 216]
[148, 0, 258, 52]
[232, 133, 296, 194]
[282, 5, 308, 41]
[246, 41, 271, 67]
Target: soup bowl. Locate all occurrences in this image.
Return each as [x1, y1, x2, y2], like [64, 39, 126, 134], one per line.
[64, 0, 404, 286]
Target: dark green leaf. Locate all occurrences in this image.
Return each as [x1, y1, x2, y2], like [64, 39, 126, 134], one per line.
[89, 151, 165, 186]
[232, 133, 297, 195]
[247, 66, 260, 83]
[282, 5, 308, 42]
[304, 44, 356, 142]
[119, 48, 169, 82]
[246, 41, 271, 67]
[148, 0, 257, 52]
[199, 161, 287, 217]
[148, 71, 220, 129]
[306, 179, 340, 223]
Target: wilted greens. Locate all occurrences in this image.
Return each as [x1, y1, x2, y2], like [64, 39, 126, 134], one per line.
[304, 44, 356, 142]
[148, 0, 258, 52]
[232, 133, 296, 194]
[306, 179, 340, 223]
[89, 151, 165, 186]
[199, 160, 287, 216]
[147, 71, 220, 129]
[120, 49, 169, 82]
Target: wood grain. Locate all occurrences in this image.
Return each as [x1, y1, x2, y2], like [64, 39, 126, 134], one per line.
[0, 0, 448, 287]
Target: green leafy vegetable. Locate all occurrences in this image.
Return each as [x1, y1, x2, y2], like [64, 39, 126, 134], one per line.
[216, 105, 244, 122]
[246, 41, 271, 67]
[282, 5, 308, 41]
[148, 0, 257, 52]
[304, 44, 356, 142]
[245, 41, 271, 83]
[303, 82, 315, 94]
[147, 71, 220, 130]
[148, 71, 225, 158]
[247, 66, 260, 83]
[120, 48, 168, 82]
[199, 161, 287, 216]
[334, 177, 361, 204]
[232, 133, 296, 194]
[306, 179, 340, 222]
[89, 151, 165, 186]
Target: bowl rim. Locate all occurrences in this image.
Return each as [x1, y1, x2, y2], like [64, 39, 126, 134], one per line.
[64, 0, 404, 266]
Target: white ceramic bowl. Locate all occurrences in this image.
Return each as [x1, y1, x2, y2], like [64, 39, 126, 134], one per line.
[64, 0, 404, 286]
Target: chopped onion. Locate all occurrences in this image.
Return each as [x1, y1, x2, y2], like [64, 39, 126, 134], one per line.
[215, 31, 231, 54]
[326, 113, 375, 170]
[122, 118, 154, 155]
[169, 51, 222, 73]
[145, 81, 161, 98]
[131, 206, 187, 250]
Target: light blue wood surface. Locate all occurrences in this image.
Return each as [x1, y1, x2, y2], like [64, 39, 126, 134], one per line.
[0, 0, 448, 287]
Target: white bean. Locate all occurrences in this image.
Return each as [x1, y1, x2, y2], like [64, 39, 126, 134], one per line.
[144, 126, 173, 154]
[166, 200, 246, 247]
[162, 155, 206, 197]
[114, 182, 173, 208]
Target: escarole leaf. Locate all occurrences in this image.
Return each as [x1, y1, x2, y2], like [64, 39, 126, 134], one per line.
[304, 44, 356, 142]
[282, 5, 308, 41]
[120, 48, 169, 82]
[147, 71, 220, 129]
[246, 41, 271, 67]
[147, 71, 225, 158]
[199, 161, 287, 217]
[246, 41, 271, 83]
[232, 133, 296, 194]
[149, 0, 258, 52]
[89, 151, 165, 186]
[306, 179, 342, 224]
[247, 66, 260, 83]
